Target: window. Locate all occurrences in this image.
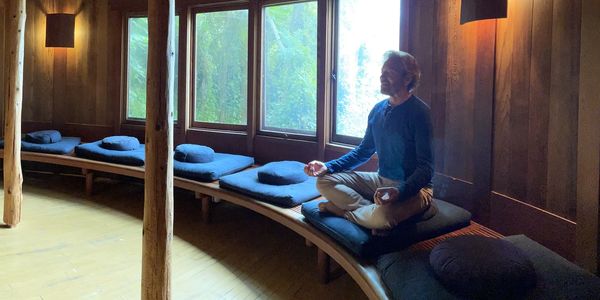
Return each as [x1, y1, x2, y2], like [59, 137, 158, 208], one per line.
[261, 1, 318, 135]
[333, 0, 400, 142]
[126, 16, 179, 121]
[194, 8, 248, 127]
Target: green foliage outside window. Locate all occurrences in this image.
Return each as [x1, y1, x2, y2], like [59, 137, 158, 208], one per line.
[263, 2, 318, 134]
[195, 10, 248, 125]
[335, 0, 400, 138]
[127, 17, 179, 120]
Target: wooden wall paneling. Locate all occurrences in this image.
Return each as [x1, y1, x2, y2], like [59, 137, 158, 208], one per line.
[430, 0, 448, 173]
[0, 3, 5, 136]
[186, 129, 248, 156]
[470, 18, 495, 222]
[24, 0, 53, 123]
[94, 0, 110, 126]
[108, 9, 122, 135]
[546, 0, 581, 220]
[254, 135, 317, 165]
[441, 0, 475, 183]
[492, 2, 512, 197]
[527, 0, 553, 209]
[576, 0, 600, 273]
[507, 0, 532, 202]
[490, 192, 576, 260]
[409, 0, 434, 107]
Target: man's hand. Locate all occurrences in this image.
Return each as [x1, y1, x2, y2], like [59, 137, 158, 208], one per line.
[374, 187, 399, 205]
[304, 160, 328, 177]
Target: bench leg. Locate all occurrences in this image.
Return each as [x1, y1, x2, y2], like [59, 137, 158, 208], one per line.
[82, 169, 94, 196]
[305, 238, 314, 247]
[317, 248, 331, 284]
[195, 192, 212, 224]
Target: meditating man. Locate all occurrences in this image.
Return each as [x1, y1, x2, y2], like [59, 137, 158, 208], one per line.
[304, 50, 434, 234]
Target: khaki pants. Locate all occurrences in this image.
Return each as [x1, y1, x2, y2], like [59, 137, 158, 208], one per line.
[316, 171, 433, 230]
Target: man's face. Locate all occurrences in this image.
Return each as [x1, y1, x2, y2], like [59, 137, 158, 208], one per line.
[380, 60, 405, 96]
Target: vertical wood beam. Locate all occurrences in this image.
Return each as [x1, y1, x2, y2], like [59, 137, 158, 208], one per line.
[576, 0, 600, 273]
[3, 0, 26, 227]
[142, 0, 175, 298]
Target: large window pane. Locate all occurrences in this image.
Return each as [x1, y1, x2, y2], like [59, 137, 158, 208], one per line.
[127, 17, 179, 120]
[262, 2, 317, 134]
[335, 0, 400, 138]
[195, 10, 248, 125]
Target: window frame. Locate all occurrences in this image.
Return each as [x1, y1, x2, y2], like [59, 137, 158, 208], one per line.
[329, 0, 404, 146]
[256, 0, 320, 141]
[122, 12, 182, 126]
[189, 2, 250, 132]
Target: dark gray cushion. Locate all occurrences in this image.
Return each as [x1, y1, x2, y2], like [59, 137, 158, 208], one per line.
[301, 199, 471, 258]
[24, 130, 62, 144]
[257, 161, 308, 185]
[378, 235, 600, 300]
[429, 235, 536, 299]
[174, 144, 215, 163]
[101, 136, 140, 151]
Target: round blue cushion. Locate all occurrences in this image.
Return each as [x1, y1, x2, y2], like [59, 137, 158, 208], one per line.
[257, 161, 308, 185]
[429, 235, 536, 299]
[101, 136, 140, 151]
[174, 144, 215, 163]
[24, 130, 62, 144]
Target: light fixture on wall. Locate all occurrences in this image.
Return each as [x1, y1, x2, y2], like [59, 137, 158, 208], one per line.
[45, 13, 75, 48]
[460, 0, 507, 24]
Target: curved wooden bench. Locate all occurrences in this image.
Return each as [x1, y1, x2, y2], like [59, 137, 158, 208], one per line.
[0, 150, 389, 299]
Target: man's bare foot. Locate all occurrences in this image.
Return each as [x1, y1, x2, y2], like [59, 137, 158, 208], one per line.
[318, 201, 346, 217]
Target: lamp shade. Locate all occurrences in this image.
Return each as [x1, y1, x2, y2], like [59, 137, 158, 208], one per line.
[46, 13, 75, 47]
[460, 0, 507, 24]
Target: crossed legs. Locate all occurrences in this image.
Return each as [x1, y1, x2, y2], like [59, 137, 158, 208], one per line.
[316, 171, 432, 230]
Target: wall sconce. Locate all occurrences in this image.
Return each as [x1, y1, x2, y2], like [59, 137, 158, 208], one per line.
[460, 0, 507, 24]
[45, 13, 75, 47]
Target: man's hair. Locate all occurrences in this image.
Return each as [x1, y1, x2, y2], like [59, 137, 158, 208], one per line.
[384, 50, 421, 93]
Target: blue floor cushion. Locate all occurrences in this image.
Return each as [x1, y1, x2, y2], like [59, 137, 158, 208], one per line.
[377, 235, 600, 300]
[301, 199, 471, 258]
[1, 135, 81, 155]
[24, 130, 62, 144]
[174, 153, 254, 182]
[219, 162, 320, 207]
[75, 140, 145, 166]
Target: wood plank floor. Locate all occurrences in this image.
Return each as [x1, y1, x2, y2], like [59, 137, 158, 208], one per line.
[0, 172, 365, 299]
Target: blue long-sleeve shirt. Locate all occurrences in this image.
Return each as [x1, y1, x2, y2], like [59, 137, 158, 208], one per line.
[325, 95, 434, 201]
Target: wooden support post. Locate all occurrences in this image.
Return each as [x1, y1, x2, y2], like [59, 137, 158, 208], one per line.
[82, 169, 94, 196]
[141, 0, 175, 298]
[2, 0, 26, 228]
[317, 248, 331, 284]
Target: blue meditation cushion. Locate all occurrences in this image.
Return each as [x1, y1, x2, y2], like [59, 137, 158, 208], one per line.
[101, 136, 140, 151]
[174, 144, 215, 163]
[429, 235, 536, 299]
[301, 199, 471, 258]
[75, 140, 145, 166]
[257, 161, 308, 185]
[24, 130, 62, 144]
[21, 137, 81, 154]
[219, 167, 320, 207]
[174, 153, 254, 182]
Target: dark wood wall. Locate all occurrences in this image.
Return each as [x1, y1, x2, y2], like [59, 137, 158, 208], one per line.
[0, 0, 5, 134]
[2, 0, 599, 271]
[408, 0, 600, 269]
